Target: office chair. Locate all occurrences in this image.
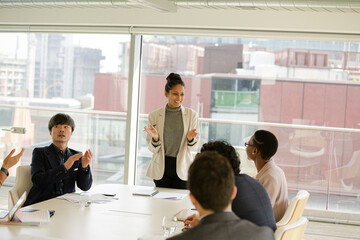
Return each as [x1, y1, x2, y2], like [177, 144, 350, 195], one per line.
[274, 216, 308, 240]
[276, 190, 310, 228]
[8, 165, 32, 209]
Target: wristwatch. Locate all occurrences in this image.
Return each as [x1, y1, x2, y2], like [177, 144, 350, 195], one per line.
[0, 167, 8, 176]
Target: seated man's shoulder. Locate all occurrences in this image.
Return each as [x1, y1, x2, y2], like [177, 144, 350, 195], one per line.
[34, 145, 49, 150]
[68, 148, 81, 154]
[32, 146, 50, 154]
[169, 216, 274, 240]
[234, 218, 274, 238]
[167, 228, 193, 240]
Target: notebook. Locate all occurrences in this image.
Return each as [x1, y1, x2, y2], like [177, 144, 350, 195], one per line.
[132, 189, 159, 197]
[0, 191, 50, 225]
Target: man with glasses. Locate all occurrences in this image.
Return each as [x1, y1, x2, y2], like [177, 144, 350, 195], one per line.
[245, 130, 288, 222]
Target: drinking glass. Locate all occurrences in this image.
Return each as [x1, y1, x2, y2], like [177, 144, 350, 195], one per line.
[162, 216, 178, 237]
[79, 192, 92, 207]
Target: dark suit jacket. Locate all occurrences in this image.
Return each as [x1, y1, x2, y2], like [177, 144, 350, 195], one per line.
[168, 211, 274, 240]
[24, 144, 93, 206]
[233, 174, 277, 231]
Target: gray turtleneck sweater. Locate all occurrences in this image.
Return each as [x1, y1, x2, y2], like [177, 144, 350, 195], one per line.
[163, 105, 184, 157]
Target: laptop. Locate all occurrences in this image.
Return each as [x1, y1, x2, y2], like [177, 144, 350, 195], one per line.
[0, 191, 50, 225]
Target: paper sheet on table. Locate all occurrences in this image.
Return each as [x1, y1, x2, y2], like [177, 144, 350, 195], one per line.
[12, 234, 61, 240]
[0, 209, 8, 218]
[138, 235, 165, 240]
[152, 192, 187, 200]
[57, 193, 114, 204]
[18, 209, 50, 223]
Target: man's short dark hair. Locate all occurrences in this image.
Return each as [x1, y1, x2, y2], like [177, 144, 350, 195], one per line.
[253, 130, 278, 160]
[188, 151, 235, 212]
[201, 140, 240, 174]
[48, 113, 75, 132]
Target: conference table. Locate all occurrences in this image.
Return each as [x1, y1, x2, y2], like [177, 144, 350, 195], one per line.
[1, 184, 193, 240]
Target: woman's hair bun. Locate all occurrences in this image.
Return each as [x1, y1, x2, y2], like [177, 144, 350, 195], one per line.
[166, 72, 182, 82]
[166, 73, 176, 81]
[165, 73, 185, 92]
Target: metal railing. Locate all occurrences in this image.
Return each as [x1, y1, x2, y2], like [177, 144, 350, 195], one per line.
[1, 103, 360, 216]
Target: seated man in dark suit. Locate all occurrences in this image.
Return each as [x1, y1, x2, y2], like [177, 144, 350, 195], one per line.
[168, 151, 274, 240]
[198, 140, 276, 231]
[24, 113, 93, 206]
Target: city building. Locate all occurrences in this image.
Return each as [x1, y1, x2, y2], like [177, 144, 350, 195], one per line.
[0, 58, 27, 97]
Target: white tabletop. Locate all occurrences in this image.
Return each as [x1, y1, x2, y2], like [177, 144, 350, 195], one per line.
[1, 184, 193, 240]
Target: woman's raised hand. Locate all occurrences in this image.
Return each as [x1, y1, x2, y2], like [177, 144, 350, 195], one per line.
[144, 125, 159, 142]
[187, 129, 198, 142]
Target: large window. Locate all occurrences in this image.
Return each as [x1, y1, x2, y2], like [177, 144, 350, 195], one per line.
[1, 32, 360, 216]
[136, 35, 360, 215]
[0, 33, 130, 185]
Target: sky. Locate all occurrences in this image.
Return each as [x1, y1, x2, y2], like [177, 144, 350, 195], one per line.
[72, 34, 130, 73]
[0, 33, 28, 59]
[0, 33, 130, 73]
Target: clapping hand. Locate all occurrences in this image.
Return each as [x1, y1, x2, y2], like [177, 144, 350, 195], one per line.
[187, 129, 198, 142]
[64, 152, 83, 170]
[144, 125, 159, 142]
[2, 148, 25, 170]
[82, 149, 92, 168]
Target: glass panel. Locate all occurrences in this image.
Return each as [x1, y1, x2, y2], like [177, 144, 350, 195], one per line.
[0, 33, 130, 185]
[136, 36, 360, 217]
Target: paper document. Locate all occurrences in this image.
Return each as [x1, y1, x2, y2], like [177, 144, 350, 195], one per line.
[57, 193, 115, 204]
[153, 192, 187, 200]
[18, 209, 50, 223]
[138, 235, 166, 240]
[12, 234, 62, 240]
[57, 193, 81, 203]
[0, 209, 8, 218]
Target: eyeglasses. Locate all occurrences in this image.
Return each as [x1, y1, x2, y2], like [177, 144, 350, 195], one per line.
[244, 142, 254, 147]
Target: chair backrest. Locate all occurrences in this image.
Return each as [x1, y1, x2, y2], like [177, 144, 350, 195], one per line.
[8, 165, 32, 210]
[276, 190, 310, 228]
[274, 217, 308, 240]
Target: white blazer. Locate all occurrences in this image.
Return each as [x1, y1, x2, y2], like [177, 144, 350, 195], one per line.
[146, 105, 200, 181]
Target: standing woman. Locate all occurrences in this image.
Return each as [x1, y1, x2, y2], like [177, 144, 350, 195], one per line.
[245, 130, 288, 222]
[144, 73, 200, 189]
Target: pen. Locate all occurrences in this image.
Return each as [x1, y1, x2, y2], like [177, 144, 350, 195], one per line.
[144, 124, 156, 131]
[102, 193, 116, 197]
